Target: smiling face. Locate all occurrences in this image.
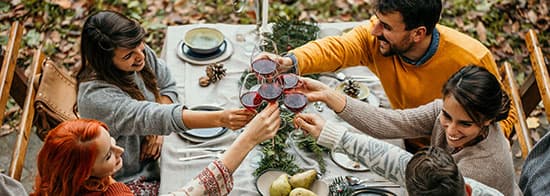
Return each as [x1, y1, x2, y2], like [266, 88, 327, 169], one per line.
[371, 11, 417, 57]
[91, 127, 124, 178]
[440, 95, 490, 148]
[112, 42, 146, 72]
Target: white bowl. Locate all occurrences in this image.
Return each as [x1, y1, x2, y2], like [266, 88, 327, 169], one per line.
[184, 27, 224, 54]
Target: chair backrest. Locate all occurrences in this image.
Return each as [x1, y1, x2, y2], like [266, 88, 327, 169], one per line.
[1, 20, 78, 180]
[525, 29, 550, 122]
[8, 44, 45, 180]
[0, 21, 23, 121]
[500, 62, 534, 159]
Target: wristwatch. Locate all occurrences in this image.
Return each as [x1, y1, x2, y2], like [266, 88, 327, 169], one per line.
[284, 53, 298, 74]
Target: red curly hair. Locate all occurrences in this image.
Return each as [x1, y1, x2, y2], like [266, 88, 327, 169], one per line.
[31, 119, 110, 196]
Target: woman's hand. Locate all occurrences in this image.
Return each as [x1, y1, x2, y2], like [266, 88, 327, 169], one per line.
[296, 77, 332, 102]
[294, 113, 326, 140]
[220, 108, 256, 130]
[240, 102, 281, 145]
[140, 135, 163, 161]
[297, 77, 347, 113]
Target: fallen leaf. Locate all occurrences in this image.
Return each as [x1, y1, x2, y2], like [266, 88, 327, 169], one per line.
[476, 21, 487, 43]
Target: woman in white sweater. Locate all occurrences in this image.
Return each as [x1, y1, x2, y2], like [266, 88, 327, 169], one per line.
[295, 65, 521, 195]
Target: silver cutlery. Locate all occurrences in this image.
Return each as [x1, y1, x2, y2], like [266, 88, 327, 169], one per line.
[176, 147, 226, 153]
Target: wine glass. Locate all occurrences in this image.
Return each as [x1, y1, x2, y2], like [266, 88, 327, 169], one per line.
[278, 73, 301, 92]
[283, 92, 308, 140]
[239, 73, 263, 111]
[250, 37, 279, 64]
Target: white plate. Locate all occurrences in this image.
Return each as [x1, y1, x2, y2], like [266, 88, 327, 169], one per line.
[177, 105, 229, 143]
[256, 170, 329, 196]
[335, 82, 380, 107]
[330, 147, 369, 172]
[176, 39, 234, 65]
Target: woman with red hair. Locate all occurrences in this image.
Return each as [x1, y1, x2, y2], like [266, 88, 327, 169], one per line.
[32, 102, 281, 196]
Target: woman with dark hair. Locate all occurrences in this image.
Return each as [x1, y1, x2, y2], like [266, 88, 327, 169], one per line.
[294, 65, 521, 195]
[76, 10, 255, 191]
[32, 103, 280, 196]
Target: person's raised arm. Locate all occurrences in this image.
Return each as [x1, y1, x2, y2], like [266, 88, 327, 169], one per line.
[181, 108, 255, 130]
[168, 102, 281, 196]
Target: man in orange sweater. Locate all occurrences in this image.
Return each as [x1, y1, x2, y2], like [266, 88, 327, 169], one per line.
[276, 0, 517, 152]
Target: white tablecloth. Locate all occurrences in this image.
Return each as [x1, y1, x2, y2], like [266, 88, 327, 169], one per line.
[160, 22, 405, 195]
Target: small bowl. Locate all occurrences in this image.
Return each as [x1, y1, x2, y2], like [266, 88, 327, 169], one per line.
[184, 27, 224, 54]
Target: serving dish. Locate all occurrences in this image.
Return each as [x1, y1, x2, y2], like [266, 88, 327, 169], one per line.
[184, 27, 225, 54]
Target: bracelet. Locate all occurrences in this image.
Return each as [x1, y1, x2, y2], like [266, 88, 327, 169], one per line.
[284, 53, 298, 74]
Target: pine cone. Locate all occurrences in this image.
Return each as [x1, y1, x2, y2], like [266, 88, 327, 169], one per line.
[205, 63, 227, 83]
[342, 79, 361, 97]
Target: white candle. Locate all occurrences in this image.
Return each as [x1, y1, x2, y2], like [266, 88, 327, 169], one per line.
[260, 0, 269, 33]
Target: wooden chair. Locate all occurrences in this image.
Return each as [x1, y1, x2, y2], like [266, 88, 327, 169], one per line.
[0, 21, 23, 122]
[525, 29, 550, 122]
[1, 21, 77, 180]
[500, 62, 534, 159]
[8, 44, 44, 180]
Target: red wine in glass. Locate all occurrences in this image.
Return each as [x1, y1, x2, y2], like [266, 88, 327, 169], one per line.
[240, 91, 262, 110]
[279, 73, 299, 90]
[283, 92, 308, 113]
[258, 82, 283, 102]
[251, 58, 277, 79]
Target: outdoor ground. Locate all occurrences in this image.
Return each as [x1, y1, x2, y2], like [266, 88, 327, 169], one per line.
[0, 0, 548, 193]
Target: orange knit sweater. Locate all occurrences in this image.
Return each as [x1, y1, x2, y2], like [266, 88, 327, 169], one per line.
[292, 17, 516, 137]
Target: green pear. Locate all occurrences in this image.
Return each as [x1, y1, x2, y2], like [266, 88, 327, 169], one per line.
[270, 174, 292, 196]
[289, 169, 318, 189]
[289, 188, 318, 196]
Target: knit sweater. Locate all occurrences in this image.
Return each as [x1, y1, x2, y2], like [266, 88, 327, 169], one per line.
[291, 17, 516, 138]
[0, 174, 27, 196]
[333, 97, 521, 195]
[78, 46, 188, 182]
[78, 160, 234, 196]
[317, 124, 504, 196]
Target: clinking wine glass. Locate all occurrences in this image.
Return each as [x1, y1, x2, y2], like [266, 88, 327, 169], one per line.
[283, 92, 308, 140]
[279, 74, 308, 139]
[239, 73, 263, 111]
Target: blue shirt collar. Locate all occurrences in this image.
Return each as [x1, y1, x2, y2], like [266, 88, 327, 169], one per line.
[400, 28, 439, 66]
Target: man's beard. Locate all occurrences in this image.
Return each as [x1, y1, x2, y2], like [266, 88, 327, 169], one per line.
[377, 35, 411, 57]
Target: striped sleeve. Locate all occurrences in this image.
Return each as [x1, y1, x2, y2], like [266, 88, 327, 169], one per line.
[167, 159, 234, 196]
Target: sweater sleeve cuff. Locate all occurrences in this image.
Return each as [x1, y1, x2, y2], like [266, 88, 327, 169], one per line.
[173, 105, 189, 131]
[317, 121, 347, 149]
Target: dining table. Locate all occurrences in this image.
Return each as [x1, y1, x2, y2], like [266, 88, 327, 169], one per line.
[159, 21, 406, 196]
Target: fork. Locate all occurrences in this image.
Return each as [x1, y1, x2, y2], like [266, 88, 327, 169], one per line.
[178, 149, 226, 161]
[329, 176, 353, 196]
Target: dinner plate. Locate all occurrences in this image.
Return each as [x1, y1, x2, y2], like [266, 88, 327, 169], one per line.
[177, 105, 228, 143]
[352, 188, 397, 196]
[183, 40, 227, 60]
[335, 82, 380, 107]
[256, 170, 329, 196]
[176, 39, 234, 65]
[330, 147, 369, 172]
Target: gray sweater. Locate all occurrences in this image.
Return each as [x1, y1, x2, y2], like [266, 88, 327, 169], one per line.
[335, 97, 521, 196]
[78, 46, 189, 182]
[317, 123, 504, 196]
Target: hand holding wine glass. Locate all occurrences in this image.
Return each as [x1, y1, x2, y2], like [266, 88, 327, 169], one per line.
[293, 113, 326, 140]
[240, 73, 263, 112]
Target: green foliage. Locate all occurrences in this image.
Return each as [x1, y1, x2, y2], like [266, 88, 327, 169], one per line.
[265, 17, 320, 54]
[254, 108, 302, 176]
